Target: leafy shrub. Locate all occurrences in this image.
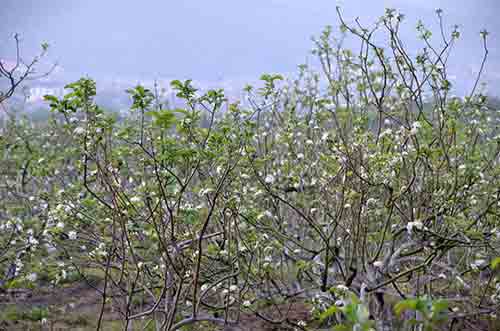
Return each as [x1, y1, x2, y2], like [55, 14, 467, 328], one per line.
[1, 6, 498, 331]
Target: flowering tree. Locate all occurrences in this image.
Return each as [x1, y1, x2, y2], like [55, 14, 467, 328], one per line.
[1, 7, 499, 331]
[238, 8, 499, 331]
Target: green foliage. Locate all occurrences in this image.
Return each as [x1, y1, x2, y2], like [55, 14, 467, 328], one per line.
[319, 293, 374, 331]
[171, 79, 198, 99]
[394, 297, 449, 330]
[0, 305, 49, 322]
[1, 6, 499, 331]
[491, 257, 500, 270]
[126, 85, 154, 110]
[148, 109, 178, 129]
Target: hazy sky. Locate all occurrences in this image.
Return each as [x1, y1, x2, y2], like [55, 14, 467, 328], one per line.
[1, 0, 499, 82]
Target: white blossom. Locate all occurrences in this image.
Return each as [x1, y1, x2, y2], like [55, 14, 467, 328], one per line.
[336, 284, 349, 292]
[73, 127, 86, 135]
[410, 121, 421, 135]
[26, 273, 37, 282]
[406, 221, 423, 234]
[264, 174, 275, 184]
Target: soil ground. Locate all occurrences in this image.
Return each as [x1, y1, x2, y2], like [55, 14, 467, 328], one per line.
[0, 281, 312, 331]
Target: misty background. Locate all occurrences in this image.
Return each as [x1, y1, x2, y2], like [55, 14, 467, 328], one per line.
[1, 0, 499, 101]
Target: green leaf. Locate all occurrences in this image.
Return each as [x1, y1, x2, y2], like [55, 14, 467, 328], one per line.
[43, 95, 58, 103]
[431, 300, 449, 314]
[344, 303, 358, 322]
[332, 325, 350, 331]
[150, 109, 177, 129]
[319, 305, 340, 322]
[491, 257, 500, 269]
[415, 298, 429, 313]
[394, 299, 418, 316]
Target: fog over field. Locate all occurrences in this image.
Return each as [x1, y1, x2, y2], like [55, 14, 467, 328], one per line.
[1, 0, 499, 94]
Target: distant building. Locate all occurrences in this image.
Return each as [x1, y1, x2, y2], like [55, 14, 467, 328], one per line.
[27, 87, 65, 103]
